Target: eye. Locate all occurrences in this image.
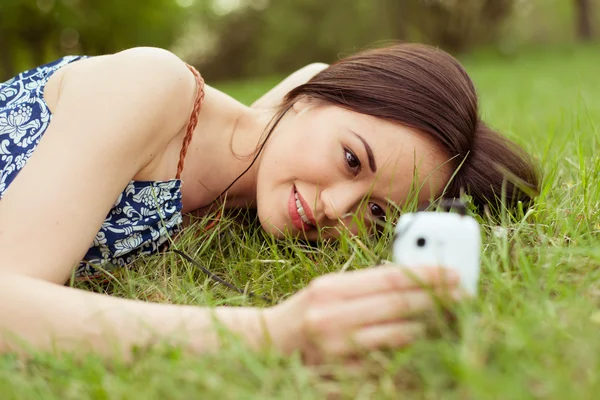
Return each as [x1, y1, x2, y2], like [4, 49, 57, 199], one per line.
[369, 203, 386, 221]
[344, 147, 361, 174]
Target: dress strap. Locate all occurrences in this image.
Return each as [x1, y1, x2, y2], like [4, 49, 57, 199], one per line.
[176, 63, 206, 180]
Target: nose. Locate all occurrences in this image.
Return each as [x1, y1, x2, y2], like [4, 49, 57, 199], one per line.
[320, 184, 364, 222]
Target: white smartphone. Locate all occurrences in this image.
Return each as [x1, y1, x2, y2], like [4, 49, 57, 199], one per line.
[392, 211, 481, 296]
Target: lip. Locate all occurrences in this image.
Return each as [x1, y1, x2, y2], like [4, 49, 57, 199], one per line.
[288, 185, 317, 231]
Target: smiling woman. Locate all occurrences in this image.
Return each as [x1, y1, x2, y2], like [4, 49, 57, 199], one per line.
[0, 44, 538, 363]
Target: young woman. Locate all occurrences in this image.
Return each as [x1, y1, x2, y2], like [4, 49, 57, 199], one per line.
[0, 44, 538, 362]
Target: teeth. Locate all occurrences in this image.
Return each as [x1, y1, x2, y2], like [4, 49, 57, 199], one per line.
[294, 191, 312, 225]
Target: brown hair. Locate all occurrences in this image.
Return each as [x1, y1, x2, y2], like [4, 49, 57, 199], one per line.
[274, 43, 539, 216]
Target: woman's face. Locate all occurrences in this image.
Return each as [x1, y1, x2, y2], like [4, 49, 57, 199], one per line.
[255, 99, 451, 240]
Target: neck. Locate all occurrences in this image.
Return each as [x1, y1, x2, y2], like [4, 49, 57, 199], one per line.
[219, 108, 274, 208]
[181, 104, 277, 213]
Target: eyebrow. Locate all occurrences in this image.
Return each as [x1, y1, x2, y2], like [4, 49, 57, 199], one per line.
[352, 132, 377, 173]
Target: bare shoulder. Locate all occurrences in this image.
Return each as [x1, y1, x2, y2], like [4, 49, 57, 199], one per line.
[109, 47, 192, 82]
[57, 47, 198, 146]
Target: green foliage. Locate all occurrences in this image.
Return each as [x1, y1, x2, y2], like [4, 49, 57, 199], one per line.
[0, 0, 186, 79]
[193, 0, 398, 79]
[187, 0, 599, 80]
[2, 0, 598, 82]
[187, 0, 519, 80]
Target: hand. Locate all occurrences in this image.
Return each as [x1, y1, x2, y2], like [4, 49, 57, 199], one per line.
[265, 265, 462, 364]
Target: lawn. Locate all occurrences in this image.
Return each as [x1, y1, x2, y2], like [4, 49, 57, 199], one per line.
[2, 45, 600, 399]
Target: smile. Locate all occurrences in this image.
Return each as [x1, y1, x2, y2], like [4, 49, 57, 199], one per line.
[295, 191, 312, 225]
[289, 186, 316, 231]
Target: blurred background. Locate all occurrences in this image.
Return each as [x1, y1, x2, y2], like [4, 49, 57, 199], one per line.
[0, 0, 598, 83]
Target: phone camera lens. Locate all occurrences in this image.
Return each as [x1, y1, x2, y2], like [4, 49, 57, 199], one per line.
[416, 237, 426, 247]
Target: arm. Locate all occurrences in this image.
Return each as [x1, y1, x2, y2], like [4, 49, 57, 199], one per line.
[0, 272, 269, 357]
[0, 262, 460, 361]
[251, 63, 329, 110]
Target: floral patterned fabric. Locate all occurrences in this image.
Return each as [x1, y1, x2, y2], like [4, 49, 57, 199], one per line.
[0, 56, 183, 278]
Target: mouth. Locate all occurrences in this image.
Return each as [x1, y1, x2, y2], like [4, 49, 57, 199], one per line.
[289, 185, 316, 231]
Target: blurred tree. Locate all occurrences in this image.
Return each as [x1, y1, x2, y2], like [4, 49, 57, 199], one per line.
[575, 0, 593, 40]
[188, 0, 517, 81]
[186, 0, 396, 80]
[0, 0, 187, 81]
[1, 0, 593, 83]
[399, 0, 515, 52]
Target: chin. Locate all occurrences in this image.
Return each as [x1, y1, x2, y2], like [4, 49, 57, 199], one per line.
[256, 212, 287, 238]
[259, 224, 287, 238]
[258, 215, 315, 240]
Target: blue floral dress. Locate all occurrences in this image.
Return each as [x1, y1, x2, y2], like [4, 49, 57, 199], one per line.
[0, 56, 184, 279]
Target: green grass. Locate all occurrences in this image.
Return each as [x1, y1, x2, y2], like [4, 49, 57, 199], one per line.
[3, 45, 600, 399]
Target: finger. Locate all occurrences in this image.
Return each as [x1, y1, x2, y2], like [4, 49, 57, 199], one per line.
[326, 322, 425, 357]
[306, 288, 462, 332]
[309, 265, 460, 300]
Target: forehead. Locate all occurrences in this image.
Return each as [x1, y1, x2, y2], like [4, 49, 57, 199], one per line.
[321, 105, 452, 205]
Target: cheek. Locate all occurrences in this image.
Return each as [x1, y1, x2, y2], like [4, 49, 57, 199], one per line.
[266, 137, 335, 183]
